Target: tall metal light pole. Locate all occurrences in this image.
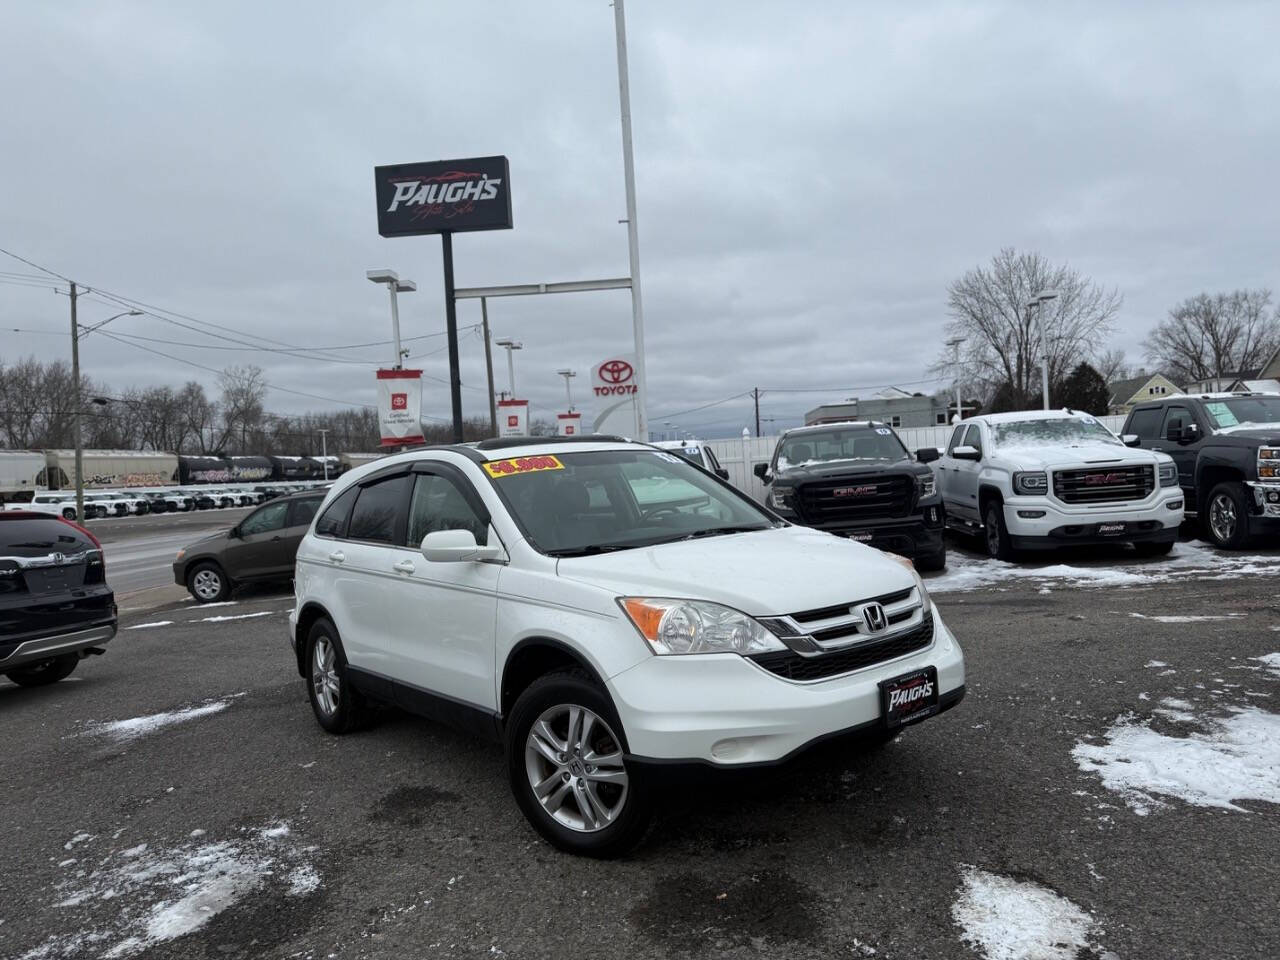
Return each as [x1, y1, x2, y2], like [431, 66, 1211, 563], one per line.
[945, 336, 966, 423]
[494, 338, 522, 395]
[1028, 290, 1058, 410]
[613, 0, 649, 440]
[366, 269, 416, 369]
[69, 295, 141, 522]
[556, 368, 577, 409]
[481, 298, 498, 435]
[318, 428, 330, 480]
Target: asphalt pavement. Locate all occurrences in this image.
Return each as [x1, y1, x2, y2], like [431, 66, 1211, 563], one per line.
[2, 537, 1278, 960]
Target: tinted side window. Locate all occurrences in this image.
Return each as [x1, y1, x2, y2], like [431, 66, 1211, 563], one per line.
[946, 425, 967, 455]
[240, 501, 288, 536]
[407, 474, 488, 546]
[287, 497, 322, 528]
[963, 424, 983, 455]
[1159, 405, 1192, 441]
[347, 474, 412, 544]
[315, 487, 357, 538]
[1127, 407, 1163, 441]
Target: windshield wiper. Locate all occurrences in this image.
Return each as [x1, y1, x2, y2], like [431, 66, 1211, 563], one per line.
[544, 544, 639, 558]
[675, 525, 772, 541]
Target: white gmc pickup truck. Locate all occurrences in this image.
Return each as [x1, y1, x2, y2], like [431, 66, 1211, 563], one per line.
[935, 410, 1184, 559]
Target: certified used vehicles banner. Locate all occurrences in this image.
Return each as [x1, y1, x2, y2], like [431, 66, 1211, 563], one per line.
[376, 369, 425, 446]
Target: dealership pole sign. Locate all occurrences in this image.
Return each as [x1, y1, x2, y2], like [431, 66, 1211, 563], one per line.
[376, 369, 425, 447]
[496, 398, 528, 438]
[373, 156, 513, 442]
[591, 355, 642, 437]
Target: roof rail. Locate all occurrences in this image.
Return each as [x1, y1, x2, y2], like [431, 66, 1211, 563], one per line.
[473, 435, 634, 451]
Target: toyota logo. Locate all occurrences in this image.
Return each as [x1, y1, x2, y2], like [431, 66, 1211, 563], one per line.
[599, 360, 634, 384]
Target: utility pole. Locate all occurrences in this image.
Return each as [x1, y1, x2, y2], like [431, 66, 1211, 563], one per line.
[69, 282, 84, 523]
[945, 337, 966, 423]
[318, 429, 330, 480]
[481, 297, 497, 436]
[753, 387, 761, 437]
[1027, 290, 1058, 410]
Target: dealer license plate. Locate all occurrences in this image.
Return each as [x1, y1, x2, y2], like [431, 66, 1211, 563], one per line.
[879, 666, 939, 728]
[848, 532, 873, 542]
[1097, 523, 1126, 536]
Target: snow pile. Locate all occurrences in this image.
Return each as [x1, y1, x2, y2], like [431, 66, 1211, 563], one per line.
[88, 699, 232, 742]
[22, 824, 319, 959]
[1252, 653, 1280, 678]
[929, 540, 1280, 594]
[951, 866, 1108, 960]
[1073, 706, 1280, 815]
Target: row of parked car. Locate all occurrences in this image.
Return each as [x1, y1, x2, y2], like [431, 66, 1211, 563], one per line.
[8, 481, 333, 522]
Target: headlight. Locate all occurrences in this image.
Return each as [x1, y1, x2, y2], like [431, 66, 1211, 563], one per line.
[1260, 447, 1280, 480]
[619, 598, 786, 655]
[918, 474, 937, 498]
[769, 486, 794, 510]
[1013, 471, 1049, 495]
[1158, 461, 1178, 486]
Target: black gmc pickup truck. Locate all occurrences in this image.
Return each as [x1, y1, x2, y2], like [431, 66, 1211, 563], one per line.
[1122, 392, 1280, 548]
[754, 421, 946, 570]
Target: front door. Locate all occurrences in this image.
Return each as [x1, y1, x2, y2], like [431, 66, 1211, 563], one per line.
[939, 424, 968, 517]
[382, 469, 501, 712]
[222, 500, 290, 580]
[950, 424, 985, 522]
[1154, 404, 1203, 502]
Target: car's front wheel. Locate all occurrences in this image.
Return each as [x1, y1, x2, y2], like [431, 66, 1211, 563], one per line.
[7, 654, 79, 687]
[187, 562, 231, 603]
[1204, 482, 1250, 549]
[915, 545, 947, 572]
[983, 500, 1017, 561]
[305, 619, 370, 734]
[507, 670, 651, 858]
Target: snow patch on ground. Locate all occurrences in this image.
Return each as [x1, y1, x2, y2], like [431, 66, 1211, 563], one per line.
[125, 621, 173, 630]
[928, 540, 1280, 594]
[88, 700, 232, 742]
[1252, 653, 1280, 677]
[23, 823, 319, 959]
[951, 866, 1106, 960]
[188, 610, 277, 624]
[1129, 612, 1246, 623]
[1073, 706, 1280, 815]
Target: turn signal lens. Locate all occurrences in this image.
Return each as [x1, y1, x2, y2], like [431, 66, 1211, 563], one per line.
[618, 598, 786, 656]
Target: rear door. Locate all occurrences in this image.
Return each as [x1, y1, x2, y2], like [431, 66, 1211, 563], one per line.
[0, 515, 112, 646]
[273, 497, 323, 577]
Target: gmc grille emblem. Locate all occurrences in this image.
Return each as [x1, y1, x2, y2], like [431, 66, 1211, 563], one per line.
[833, 485, 877, 498]
[860, 602, 888, 633]
[1084, 472, 1127, 485]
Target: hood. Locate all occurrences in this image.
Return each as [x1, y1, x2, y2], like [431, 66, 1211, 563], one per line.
[992, 441, 1161, 471]
[1212, 424, 1280, 444]
[186, 530, 232, 552]
[774, 457, 923, 483]
[554, 525, 916, 616]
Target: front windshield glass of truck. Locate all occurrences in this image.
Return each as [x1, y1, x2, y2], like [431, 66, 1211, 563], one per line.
[1203, 396, 1280, 430]
[776, 427, 906, 468]
[991, 417, 1119, 448]
[484, 449, 775, 557]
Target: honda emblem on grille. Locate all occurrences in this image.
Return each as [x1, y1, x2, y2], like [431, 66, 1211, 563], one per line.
[860, 602, 888, 633]
[833, 485, 877, 498]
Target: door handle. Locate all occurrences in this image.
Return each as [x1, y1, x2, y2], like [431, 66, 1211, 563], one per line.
[271, 536, 282, 542]
[328, 550, 346, 564]
[393, 559, 416, 574]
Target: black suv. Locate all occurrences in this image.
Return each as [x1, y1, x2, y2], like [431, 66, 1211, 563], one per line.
[754, 421, 946, 569]
[1122, 392, 1280, 548]
[0, 512, 116, 686]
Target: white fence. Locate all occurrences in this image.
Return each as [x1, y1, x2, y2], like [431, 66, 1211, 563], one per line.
[706, 415, 1127, 504]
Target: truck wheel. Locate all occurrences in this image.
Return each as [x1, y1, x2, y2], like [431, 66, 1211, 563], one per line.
[507, 670, 651, 858]
[187, 562, 231, 603]
[983, 501, 1017, 561]
[1204, 482, 1250, 549]
[61, 508, 76, 520]
[915, 546, 947, 572]
[7, 654, 79, 687]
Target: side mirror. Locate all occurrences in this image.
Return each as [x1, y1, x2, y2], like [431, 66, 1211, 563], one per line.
[1121, 433, 1141, 447]
[715, 468, 730, 480]
[228, 526, 241, 538]
[952, 445, 981, 461]
[1181, 423, 1200, 443]
[752, 463, 772, 484]
[420, 528, 505, 563]
[916, 447, 940, 464]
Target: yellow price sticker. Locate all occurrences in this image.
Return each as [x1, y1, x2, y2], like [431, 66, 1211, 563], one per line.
[483, 455, 565, 478]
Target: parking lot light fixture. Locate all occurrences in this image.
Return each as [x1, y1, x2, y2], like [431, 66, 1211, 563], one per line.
[1027, 291, 1059, 410]
[367, 269, 415, 368]
[557, 369, 577, 409]
[494, 338, 522, 395]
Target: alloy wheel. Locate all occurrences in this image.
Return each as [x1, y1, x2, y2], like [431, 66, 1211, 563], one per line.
[524, 704, 628, 833]
[1209, 493, 1237, 543]
[312, 637, 340, 716]
[191, 569, 223, 601]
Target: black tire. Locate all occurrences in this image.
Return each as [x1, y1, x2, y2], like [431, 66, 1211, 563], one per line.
[915, 546, 947, 572]
[506, 670, 651, 858]
[983, 500, 1017, 561]
[1203, 482, 1251, 550]
[61, 508, 76, 520]
[858, 727, 902, 750]
[7, 654, 79, 687]
[305, 618, 370, 734]
[187, 561, 231, 603]
[1133, 538, 1175, 557]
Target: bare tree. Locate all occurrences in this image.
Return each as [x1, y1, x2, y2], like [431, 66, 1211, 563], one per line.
[1143, 289, 1279, 383]
[214, 365, 267, 454]
[1094, 349, 1130, 385]
[177, 381, 217, 453]
[937, 249, 1123, 408]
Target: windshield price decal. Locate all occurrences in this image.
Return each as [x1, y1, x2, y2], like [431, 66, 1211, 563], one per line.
[483, 455, 565, 478]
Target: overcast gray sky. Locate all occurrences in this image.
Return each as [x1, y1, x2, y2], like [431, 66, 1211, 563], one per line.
[3, 1, 1277, 438]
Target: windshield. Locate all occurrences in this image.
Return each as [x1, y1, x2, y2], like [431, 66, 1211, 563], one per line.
[991, 416, 1119, 448]
[484, 449, 776, 557]
[1203, 396, 1280, 430]
[776, 426, 907, 468]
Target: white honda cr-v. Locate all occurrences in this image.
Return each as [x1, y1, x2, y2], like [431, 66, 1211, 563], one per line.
[289, 437, 965, 856]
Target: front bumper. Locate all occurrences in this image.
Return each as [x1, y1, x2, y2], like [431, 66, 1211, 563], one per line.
[1247, 482, 1280, 529]
[1002, 488, 1183, 549]
[607, 610, 964, 766]
[777, 505, 946, 560]
[0, 620, 116, 672]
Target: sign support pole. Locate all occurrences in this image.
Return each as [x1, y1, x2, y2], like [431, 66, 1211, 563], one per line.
[481, 296, 498, 436]
[441, 231, 465, 443]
